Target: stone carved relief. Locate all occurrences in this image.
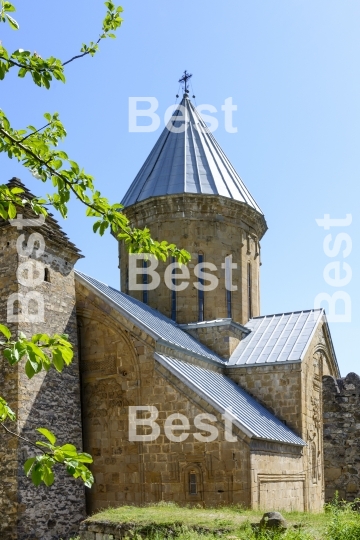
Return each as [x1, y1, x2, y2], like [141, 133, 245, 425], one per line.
[311, 396, 321, 429]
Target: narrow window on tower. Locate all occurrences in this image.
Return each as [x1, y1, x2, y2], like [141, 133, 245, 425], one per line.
[125, 266, 129, 294]
[227, 289, 232, 319]
[247, 262, 252, 320]
[44, 268, 50, 283]
[189, 472, 197, 495]
[198, 252, 204, 322]
[226, 255, 232, 318]
[171, 256, 177, 321]
[142, 259, 148, 304]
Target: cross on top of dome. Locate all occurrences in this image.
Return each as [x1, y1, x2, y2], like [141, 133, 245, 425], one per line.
[178, 70, 192, 94]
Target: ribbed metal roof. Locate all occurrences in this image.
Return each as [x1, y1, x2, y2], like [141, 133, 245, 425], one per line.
[122, 94, 263, 213]
[179, 318, 250, 335]
[229, 309, 324, 366]
[155, 353, 305, 446]
[75, 271, 225, 364]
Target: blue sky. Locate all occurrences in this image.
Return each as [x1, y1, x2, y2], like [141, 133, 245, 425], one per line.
[2, 0, 360, 375]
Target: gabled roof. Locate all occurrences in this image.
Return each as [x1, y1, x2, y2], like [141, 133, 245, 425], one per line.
[122, 94, 263, 214]
[3, 178, 82, 258]
[229, 309, 333, 367]
[155, 353, 305, 446]
[75, 271, 225, 365]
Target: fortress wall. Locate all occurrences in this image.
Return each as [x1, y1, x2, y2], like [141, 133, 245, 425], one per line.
[323, 372, 360, 502]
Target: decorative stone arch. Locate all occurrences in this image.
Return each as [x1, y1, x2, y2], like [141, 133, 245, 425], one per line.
[76, 309, 141, 387]
[312, 344, 336, 377]
[182, 463, 204, 503]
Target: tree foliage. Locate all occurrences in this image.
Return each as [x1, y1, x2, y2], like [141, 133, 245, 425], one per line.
[0, 0, 190, 489]
[0, 0, 190, 264]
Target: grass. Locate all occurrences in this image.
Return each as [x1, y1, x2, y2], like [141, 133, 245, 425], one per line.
[84, 498, 360, 540]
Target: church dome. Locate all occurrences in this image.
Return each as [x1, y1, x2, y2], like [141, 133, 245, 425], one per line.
[119, 85, 267, 325]
[122, 94, 263, 215]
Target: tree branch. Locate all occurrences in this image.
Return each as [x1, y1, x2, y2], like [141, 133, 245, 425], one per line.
[19, 122, 51, 142]
[1, 422, 46, 454]
[0, 125, 135, 237]
[0, 41, 101, 73]
[62, 37, 102, 67]
[0, 55, 24, 68]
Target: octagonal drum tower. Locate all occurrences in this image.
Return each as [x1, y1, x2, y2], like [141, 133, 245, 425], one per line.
[119, 92, 267, 326]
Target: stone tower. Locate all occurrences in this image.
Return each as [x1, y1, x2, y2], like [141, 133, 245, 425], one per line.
[0, 179, 85, 540]
[119, 93, 267, 325]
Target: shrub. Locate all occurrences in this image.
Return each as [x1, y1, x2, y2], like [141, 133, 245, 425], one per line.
[325, 494, 360, 540]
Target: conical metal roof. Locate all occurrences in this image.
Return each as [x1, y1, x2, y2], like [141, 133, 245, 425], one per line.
[122, 94, 263, 214]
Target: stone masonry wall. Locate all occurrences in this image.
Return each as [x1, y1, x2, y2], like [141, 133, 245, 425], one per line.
[184, 322, 244, 359]
[119, 195, 265, 325]
[0, 226, 21, 538]
[228, 325, 339, 512]
[76, 280, 305, 513]
[77, 281, 251, 511]
[0, 222, 85, 540]
[227, 363, 303, 434]
[323, 372, 360, 502]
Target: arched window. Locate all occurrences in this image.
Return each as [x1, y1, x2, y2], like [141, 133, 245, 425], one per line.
[170, 256, 177, 321]
[198, 252, 204, 322]
[247, 262, 252, 320]
[184, 464, 203, 502]
[44, 268, 50, 283]
[189, 471, 197, 495]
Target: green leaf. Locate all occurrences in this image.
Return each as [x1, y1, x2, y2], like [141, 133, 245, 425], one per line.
[36, 427, 56, 445]
[75, 452, 93, 464]
[27, 352, 40, 373]
[57, 345, 73, 366]
[52, 159, 62, 170]
[0, 324, 11, 340]
[36, 441, 54, 450]
[0, 396, 16, 422]
[24, 457, 36, 475]
[5, 13, 19, 30]
[26, 342, 47, 362]
[8, 202, 16, 219]
[3, 348, 14, 364]
[24, 359, 36, 379]
[3, 2, 16, 12]
[60, 444, 77, 453]
[42, 464, 55, 486]
[52, 350, 64, 372]
[31, 465, 42, 486]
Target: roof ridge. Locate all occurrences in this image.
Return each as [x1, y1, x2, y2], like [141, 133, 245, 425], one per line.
[250, 308, 324, 319]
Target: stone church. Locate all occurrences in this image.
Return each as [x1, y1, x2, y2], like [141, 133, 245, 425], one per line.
[0, 91, 348, 540]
